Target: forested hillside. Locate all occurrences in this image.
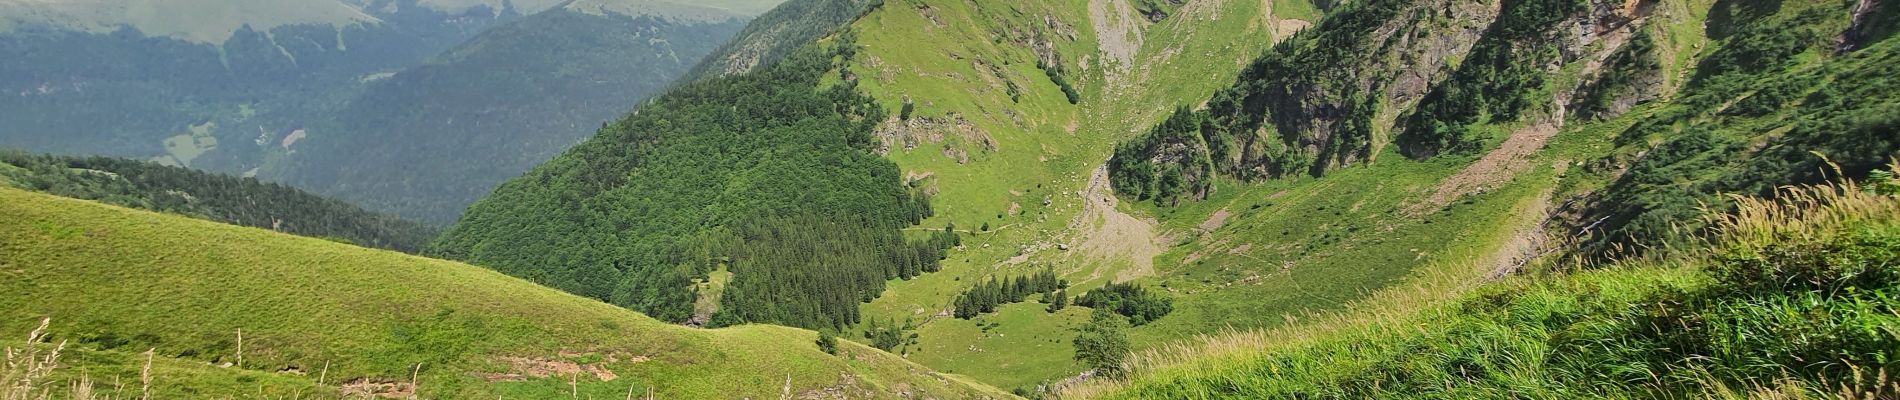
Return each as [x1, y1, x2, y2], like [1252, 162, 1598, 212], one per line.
[433, 3, 954, 331]
[0, 151, 435, 252]
[277, 4, 749, 223]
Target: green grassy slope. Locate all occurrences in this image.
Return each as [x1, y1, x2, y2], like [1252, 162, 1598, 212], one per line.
[0, 188, 1009, 399]
[1045, 0, 1892, 395]
[837, 0, 1334, 390]
[1074, 170, 1900, 399]
[839, 0, 1896, 394]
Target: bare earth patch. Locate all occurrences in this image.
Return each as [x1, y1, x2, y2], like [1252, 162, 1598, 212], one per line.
[480, 354, 628, 382]
[339, 379, 413, 398]
[1410, 122, 1558, 215]
[1069, 165, 1165, 282]
[1198, 207, 1232, 232]
[1088, 0, 1144, 83]
[280, 129, 307, 150]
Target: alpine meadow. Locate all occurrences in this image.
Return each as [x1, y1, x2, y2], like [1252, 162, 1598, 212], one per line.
[1, 0, 1896, 398]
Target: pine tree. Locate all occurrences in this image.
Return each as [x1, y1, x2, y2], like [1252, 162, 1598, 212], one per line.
[816, 331, 839, 355]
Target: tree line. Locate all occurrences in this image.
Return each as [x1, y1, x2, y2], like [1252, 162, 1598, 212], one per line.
[952, 268, 1065, 319]
[1074, 282, 1173, 326]
[0, 150, 438, 252]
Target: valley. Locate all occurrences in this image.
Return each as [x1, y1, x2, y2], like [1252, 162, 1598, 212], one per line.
[3, 0, 1897, 398]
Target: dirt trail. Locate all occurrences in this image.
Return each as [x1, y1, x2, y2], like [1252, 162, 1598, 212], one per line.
[1069, 164, 1165, 283]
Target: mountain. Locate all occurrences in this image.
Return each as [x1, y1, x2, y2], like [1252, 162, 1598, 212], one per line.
[446, 0, 1899, 396]
[430, 18, 948, 329]
[0, 150, 435, 252]
[685, 0, 882, 79]
[272, 0, 751, 223]
[0, 0, 780, 223]
[0, 0, 518, 172]
[377, 0, 785, 17]
[0, 187, 1009, 399]
[0, 0, 382, 45]
[5, 0, 1897, 397]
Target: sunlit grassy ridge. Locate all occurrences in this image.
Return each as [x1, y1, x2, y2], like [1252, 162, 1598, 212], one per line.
[839, 0, 1897, 395]
[1069, 172, 1900, 399]
[0, 188, 1008, 399]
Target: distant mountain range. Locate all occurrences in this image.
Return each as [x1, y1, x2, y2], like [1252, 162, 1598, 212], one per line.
[0, 0, 778, 223]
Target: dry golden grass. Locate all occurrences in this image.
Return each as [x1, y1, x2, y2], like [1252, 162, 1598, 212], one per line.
[1, 318, 127, 400]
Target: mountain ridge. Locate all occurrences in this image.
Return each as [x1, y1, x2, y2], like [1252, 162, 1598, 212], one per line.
[0, 0, 382, 44]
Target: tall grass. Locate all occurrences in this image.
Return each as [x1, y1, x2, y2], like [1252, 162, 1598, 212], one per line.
[3, 318, 63, 400]
[1067, 168, 1900, 398]
[1, 318, 126, 400]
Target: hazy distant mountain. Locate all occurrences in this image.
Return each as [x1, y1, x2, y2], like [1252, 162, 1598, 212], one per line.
[0, 0, 780, 223]
[275, 0, 752, 223]
[0, 0, 522, 174]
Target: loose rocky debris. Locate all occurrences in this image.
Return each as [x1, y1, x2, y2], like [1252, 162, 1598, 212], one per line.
[339, 379, 413, 399]
[478, 353, 641, 383]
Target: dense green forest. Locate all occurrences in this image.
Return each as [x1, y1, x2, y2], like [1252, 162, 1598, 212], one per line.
[0, 151, 437, 252]
[435, 13, 963, 330]
[280, 9, 748, 223]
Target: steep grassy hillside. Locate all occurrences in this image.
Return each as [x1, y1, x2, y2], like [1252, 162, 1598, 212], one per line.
[0, 151, 436, 253]
[834, 0, 1326, 390]
[0, 188, 1008, 399]
[836, 0, 1897, 394]
[1070, 169, 1900, 399]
